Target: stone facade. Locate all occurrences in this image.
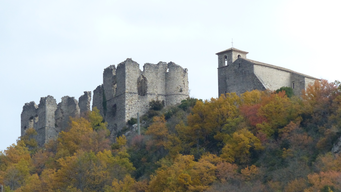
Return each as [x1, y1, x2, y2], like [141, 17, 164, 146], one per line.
[21, 93, 91, 146]
[92, 58, 189, 135]
[217, 48, 319, 96]
[21, 59, 189, 146]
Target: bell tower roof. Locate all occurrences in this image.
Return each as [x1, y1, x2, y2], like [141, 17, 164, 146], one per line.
[216, 47, 249, 55]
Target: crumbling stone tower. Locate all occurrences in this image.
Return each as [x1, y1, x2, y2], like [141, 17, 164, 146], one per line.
[21, 58, 189, 146]
[21, 92, 91, 146]
[92, 58, 189, 134]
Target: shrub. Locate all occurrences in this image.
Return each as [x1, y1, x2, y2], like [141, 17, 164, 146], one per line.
[276, 87, 294, 98]
[149, 100, 164, 111]
[128, 118, 137, 126]
[178, 98, 198, 111]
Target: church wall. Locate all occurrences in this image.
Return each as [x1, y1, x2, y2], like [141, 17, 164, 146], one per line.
[219, 59, 265, 95]
[254, 64, 291, 90]
[305, 77, 316, 89]
[290, 73, 306, 96]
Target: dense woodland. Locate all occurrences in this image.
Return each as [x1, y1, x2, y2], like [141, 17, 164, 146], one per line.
[2, 80, 341, 191]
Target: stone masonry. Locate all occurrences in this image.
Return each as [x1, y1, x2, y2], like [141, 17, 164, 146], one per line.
[21, 93, 91, 146]
[92, 58, 189, 135]
[217, 48, 319, 96]
[21, 59, 189, 146]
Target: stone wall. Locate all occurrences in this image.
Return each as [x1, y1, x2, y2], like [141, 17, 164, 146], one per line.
[218, 59, 265, 96]
[21, 92, 91, 146]
[79, 91, 91, 115]
[55, 96, 80, 132]
[218, 56, 319, 96]
[254, 64, 292, 90]
[21, 58, 189, 145]
[93, 58, 189, 135]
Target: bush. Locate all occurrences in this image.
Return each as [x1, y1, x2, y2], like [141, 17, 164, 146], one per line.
[178, 98, 198, 111]
[147, 110, 160, 118]
[149, 100, 164, 111]
[127, 118, 137, 126]
[276, 87, 294, 98]
[164, 106, 180, 120]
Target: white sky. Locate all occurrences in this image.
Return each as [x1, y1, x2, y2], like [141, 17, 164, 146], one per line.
[1, 0, 341, 151]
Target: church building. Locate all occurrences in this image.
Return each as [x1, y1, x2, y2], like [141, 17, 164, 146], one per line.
[217, 48, 319, 96]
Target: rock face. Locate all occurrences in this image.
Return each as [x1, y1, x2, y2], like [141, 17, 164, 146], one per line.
[21, 58, 189, 146]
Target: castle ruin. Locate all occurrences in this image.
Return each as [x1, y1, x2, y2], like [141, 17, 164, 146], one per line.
[21, 59, 189, 146]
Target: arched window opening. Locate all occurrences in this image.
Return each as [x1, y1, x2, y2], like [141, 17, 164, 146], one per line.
[137, 75, 148, 96]
[238, 54, 241, 58]
[224, 55, 228, 66]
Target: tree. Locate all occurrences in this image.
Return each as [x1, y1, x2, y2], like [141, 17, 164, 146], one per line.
[176, 93, 243, 156]
[305, 171, 341, 192]
[148, 154, 217, 192]
[87, 107, 108, 131]
[145, 116, 169, 150]
[221, 128, 263, 163]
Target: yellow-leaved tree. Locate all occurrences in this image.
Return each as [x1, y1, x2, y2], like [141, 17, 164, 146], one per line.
[221, 128, 263, 163]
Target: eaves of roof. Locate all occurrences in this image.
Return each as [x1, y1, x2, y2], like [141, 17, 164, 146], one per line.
[216, 48, 249, 55]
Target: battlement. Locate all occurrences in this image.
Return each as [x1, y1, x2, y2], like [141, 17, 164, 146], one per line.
[21, 59, 189, 145]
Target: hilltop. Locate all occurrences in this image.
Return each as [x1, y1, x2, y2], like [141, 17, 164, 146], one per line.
[2, 80, 341, 191]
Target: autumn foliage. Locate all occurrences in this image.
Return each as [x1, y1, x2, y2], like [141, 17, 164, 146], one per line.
[2, 80, 341, 191]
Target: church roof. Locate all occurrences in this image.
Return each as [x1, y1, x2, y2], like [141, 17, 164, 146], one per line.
[216, 47, 249, 55]
[244, 58, 320, 80]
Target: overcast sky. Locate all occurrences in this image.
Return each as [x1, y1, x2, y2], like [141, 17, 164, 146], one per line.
[1, 0, 340, 151]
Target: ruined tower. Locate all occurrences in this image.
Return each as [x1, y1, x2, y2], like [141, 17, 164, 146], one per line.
[92, 58, 189, 135]
[21, 92, 91, 146]
[21, 58, 189, 146]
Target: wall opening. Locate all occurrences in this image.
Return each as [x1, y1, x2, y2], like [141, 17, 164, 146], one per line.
[112, 75, 117, 97]
[34, 115, 39, 123]
[238, 55, 241, 58]
[224, 55, 228, 66]
[292, 82, 295, 89]
[112, 104, 117, 117]
[137, 75, 148, 96]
